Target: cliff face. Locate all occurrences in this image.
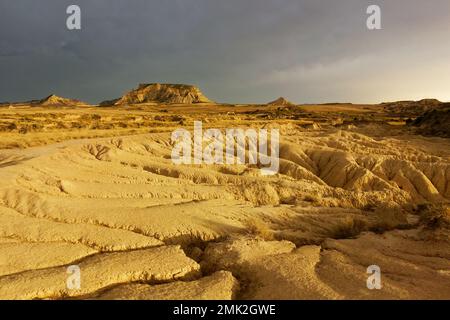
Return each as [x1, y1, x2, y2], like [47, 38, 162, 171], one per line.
[113, 83, 213, 105]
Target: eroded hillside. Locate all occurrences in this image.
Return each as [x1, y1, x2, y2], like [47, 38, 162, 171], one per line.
[0, 114, 449, 299]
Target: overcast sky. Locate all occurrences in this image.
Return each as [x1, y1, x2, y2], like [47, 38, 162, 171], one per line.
[1, 0, 449, 104]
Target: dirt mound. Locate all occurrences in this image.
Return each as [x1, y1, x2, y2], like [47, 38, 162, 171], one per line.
[267, 97, 296, 107]
[111, 83, 213, 105]
[382, 99, 444, 116]
[411, 106, 450, 137]
[36, 94, 88, 107]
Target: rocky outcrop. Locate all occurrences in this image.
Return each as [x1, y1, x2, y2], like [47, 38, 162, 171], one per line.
[110, 83, 213, 105]
[267, 97, 296, 107]
[35, 94, 88, 107]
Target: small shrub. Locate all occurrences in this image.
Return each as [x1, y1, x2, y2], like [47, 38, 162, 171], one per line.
[7, 123, 17, 131]
[417, 203, 450, 230]
[330, 216, 368, 239]
[245, 218, 274, 241]
[303, 194, 322, 204]
[370, 206, 408, 233]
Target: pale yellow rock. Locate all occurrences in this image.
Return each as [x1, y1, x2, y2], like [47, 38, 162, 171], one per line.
[0, 241, 96, 276]
[0, 206, 163, 251]
[0, 245, 200, 300]
[202, 238, 341, 299]
[92, 271, 239, 300]
[317, 230, 450, 299]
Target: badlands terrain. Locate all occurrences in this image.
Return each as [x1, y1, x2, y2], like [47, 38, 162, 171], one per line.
[0, 84, 449, 300]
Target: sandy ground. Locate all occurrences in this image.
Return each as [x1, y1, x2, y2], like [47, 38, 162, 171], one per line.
[0, 105, 449, 300]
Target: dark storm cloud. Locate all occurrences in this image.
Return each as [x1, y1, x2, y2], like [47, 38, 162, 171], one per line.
[1, 0, 449, 103]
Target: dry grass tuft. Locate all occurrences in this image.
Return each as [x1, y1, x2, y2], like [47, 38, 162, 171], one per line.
[329, 216, 368, 239]
[370, 206, 409, 233]
[417, 203, 450, 230]
[245, 218, 274, 241]
[303, 194, 322, 205]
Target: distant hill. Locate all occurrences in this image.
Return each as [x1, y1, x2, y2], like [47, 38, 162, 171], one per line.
[99, 98, 120, 107]
[104, 83, 213, 106]
[382, 99, 444, 116]
[35, 94, 88, 107]
[411, 104, 450, 138]
[267, 97, 296, 107]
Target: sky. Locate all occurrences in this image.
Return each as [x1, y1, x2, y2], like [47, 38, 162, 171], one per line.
[0, 0, 449, 104]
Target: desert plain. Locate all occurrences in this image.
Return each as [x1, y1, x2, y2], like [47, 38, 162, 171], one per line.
[0, 84, 449, 300]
